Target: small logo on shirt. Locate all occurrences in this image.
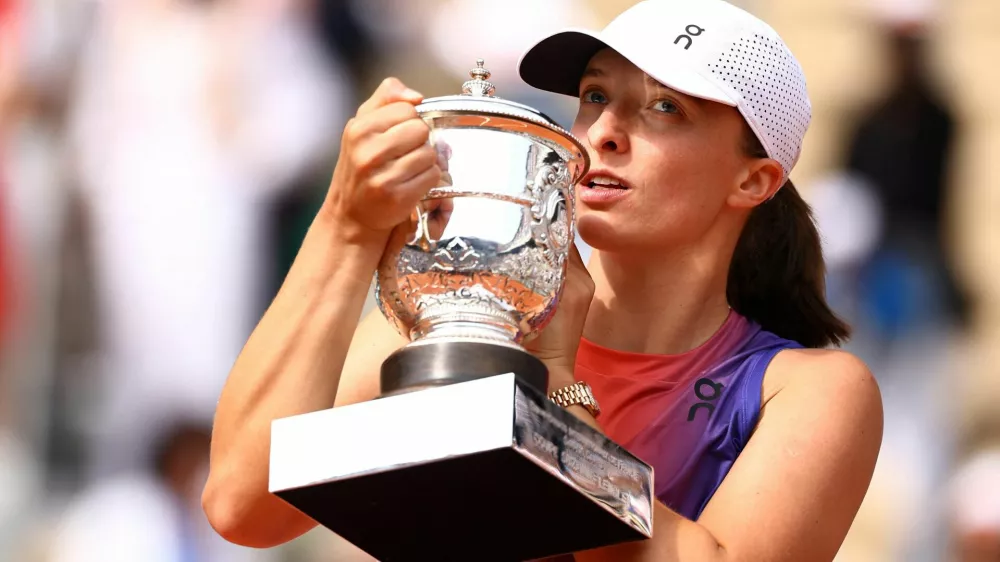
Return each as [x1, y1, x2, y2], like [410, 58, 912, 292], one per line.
[687, 377, 724, 422]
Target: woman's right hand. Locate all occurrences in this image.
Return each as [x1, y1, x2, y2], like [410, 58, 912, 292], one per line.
[323, 77, 442, 250]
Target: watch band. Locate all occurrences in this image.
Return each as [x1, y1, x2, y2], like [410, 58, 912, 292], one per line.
[548, 381, 601, 418]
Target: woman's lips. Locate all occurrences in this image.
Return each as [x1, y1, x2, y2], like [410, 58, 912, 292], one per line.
[577, 183, 631, 204]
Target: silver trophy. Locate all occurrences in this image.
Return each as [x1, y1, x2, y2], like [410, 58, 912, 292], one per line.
[374, 59, 585, 395]
[269, 61, 653, 562]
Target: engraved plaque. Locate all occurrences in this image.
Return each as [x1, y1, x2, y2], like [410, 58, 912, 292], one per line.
[513, 384, 654, 536]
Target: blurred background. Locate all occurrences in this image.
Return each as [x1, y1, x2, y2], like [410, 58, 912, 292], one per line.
[0, 0, 997, 560]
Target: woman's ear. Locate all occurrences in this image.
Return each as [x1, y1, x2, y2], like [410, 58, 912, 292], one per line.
[728, 158, 784, 209]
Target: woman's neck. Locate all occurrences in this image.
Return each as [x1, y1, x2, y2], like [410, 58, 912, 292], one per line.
[583, 246, 733, 355]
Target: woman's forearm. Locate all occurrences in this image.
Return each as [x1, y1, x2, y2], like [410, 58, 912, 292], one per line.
[576, 503, 726, 562]
[203, 213, 382, 547]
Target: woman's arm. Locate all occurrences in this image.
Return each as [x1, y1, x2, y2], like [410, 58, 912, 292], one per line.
[202, 218, 389, 548]
[566, 349, 883, 562]
[202, 77, 437, 548]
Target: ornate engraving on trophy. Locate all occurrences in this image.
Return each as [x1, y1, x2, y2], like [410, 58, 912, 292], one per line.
[430, 237, 482, 271]
[527, 163, 572, 269]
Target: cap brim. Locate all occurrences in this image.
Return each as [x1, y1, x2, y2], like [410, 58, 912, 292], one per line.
[518, 29, 608, 98]
[518, 29, 737, 107]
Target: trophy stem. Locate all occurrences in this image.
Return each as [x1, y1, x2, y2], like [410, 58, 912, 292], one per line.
[380, 340, 548, 397]
[410, 309, 521, 343]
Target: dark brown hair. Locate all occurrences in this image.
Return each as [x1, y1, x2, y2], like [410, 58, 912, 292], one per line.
[726, 128, 851, 348]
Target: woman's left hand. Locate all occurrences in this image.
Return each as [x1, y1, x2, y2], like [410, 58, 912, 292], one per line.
[524, 243, 595, 392]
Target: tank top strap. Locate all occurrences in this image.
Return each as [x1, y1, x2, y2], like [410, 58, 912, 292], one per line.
[731, 343, 800, 452]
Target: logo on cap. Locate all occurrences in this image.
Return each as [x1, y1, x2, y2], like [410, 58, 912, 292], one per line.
[674, 24, 705, 50]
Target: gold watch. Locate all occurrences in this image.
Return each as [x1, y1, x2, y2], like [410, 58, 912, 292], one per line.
[548, 381, 601, 418]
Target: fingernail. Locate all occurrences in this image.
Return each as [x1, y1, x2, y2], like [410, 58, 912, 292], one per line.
[403, 88, 423, 99]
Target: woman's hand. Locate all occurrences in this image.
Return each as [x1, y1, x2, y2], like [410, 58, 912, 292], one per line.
[525, 243, 595, 391]
[322, 77, 442, 251]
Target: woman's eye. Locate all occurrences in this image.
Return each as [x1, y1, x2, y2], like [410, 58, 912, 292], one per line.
[582, 90, 607, 104]
[652, 100, 680, 114]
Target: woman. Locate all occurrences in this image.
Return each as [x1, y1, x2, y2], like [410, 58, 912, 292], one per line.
[203, 1, 883, 560]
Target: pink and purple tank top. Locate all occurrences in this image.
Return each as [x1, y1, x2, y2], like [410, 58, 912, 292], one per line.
[576, 311, 801, 520]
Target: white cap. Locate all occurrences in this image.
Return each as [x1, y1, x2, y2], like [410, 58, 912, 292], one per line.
[518, 0, 811, 180]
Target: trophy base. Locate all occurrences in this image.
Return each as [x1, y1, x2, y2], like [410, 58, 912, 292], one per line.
[270, 373, 653, 562]
[380, 339, 548, 396]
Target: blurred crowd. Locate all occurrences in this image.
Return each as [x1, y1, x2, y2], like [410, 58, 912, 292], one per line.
[0, 0, 997, 561]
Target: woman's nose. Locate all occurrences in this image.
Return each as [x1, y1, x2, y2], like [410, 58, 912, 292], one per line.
[587, 110, 629, 155]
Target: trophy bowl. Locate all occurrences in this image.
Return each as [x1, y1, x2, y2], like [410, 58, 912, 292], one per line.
[374, 60, 589, 396]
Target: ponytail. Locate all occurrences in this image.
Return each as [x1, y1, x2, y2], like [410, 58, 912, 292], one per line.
[727, 129, 851, 348]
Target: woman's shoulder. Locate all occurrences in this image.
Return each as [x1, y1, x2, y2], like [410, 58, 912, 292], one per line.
[761, 347, 882, 428]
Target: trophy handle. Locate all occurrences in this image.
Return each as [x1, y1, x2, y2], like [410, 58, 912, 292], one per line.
[529, 164, 573, 270]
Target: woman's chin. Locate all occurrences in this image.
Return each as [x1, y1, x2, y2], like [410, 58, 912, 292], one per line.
[576, 213, 632, 252]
